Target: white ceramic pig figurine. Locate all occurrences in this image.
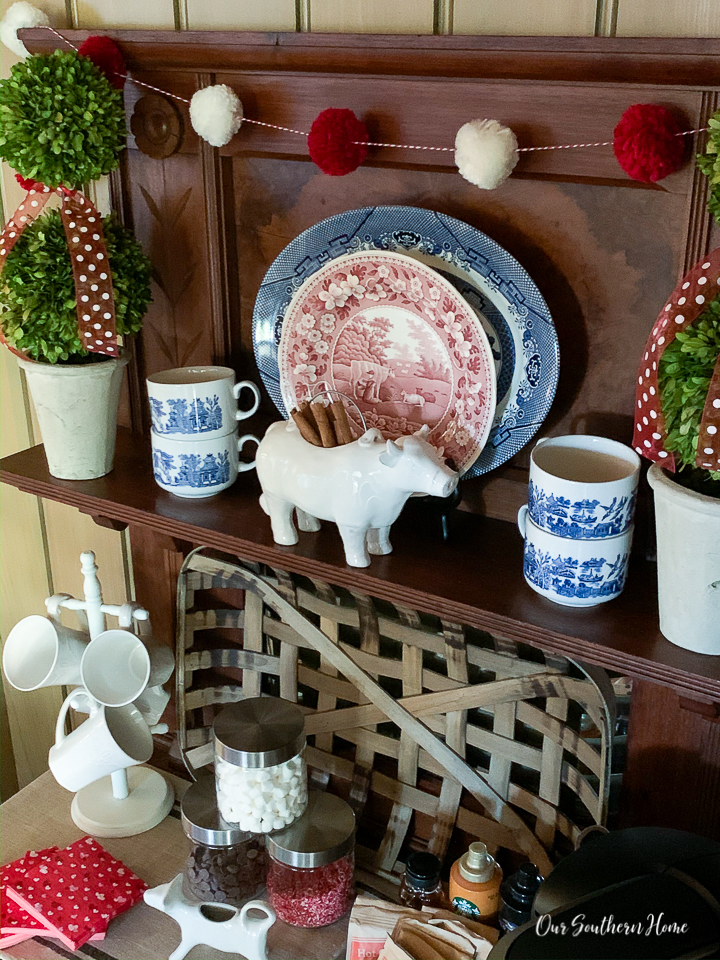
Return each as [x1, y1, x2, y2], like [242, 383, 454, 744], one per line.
[257, 421, 459, 567]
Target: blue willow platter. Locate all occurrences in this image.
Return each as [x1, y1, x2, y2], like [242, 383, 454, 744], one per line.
[252, 206, 559, 477]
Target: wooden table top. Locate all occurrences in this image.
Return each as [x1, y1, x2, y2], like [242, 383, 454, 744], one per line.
[0, 771, 348, 960]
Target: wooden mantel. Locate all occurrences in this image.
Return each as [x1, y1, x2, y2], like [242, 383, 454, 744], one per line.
[5, 29, 720, 839]
[3, 429, 720, 701]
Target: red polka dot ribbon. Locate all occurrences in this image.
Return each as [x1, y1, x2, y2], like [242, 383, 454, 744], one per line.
[0, 185, 118, 361]
[0, 185, 55, 361]
[634, 247, 720, 472]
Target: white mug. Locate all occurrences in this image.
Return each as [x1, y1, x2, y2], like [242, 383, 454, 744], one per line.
[49, 687, 153, 793]
[133, 683, 171, 728]
[2, 600, 89, 691]
[518, 507, 633, 607]
[80, 629, 151, 707]
[147, 366, 260, 440]
[116, 601, 175, 687]
[151, 430, 260, 498]
[527, 435, 640, 540]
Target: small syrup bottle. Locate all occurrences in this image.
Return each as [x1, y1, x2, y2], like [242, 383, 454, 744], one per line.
[498, 862, 543, 931]
[399, 852, 445, 910]
[449, 842, 503, 921]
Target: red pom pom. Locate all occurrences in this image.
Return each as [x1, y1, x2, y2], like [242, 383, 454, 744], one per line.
[613, 104, 686, 183]
[307, 108, 368, 176]
[78, 36, 126, 89]
[15, 174, 40, 191]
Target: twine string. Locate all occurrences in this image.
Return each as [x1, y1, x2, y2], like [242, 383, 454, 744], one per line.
[45, 26, 192, 103]
[36, 26, 712, 155]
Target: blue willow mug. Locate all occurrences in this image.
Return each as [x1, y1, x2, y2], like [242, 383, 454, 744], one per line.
[526, 435, 640, 540]
[517, 507, 633, 607]
[151, 430, 260, 499]
[147, 366, 260, 441]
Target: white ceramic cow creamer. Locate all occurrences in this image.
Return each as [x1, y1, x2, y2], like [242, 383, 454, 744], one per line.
[144, 875, 275, 960]
[256, 421, 459, 567]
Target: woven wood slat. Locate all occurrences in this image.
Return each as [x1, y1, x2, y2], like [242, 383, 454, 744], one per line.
[428, 621, 468, 859]
[313, 580, 341, 755]
[176, 549, 615, 886]
[376, 604, 422, 873]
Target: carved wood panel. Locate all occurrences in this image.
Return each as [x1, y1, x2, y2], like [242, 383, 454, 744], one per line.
[21, 30, 720, 839]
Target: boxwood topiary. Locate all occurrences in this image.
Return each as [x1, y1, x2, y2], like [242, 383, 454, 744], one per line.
[697, 110, 720, 228]
[0, 49, 127, 189]
[659, 292, 720, 491]
[0, 209, 152, 364]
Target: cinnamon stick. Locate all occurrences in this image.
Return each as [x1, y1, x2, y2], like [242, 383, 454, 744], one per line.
[311, 401, 336, 447]
[291, 406, 321, 446]
[331, 399, 354, 444]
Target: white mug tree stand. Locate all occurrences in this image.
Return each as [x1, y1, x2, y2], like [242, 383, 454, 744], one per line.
[34, 551, 172, 837]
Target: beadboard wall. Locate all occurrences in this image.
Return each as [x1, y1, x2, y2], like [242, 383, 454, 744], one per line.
[0, 0, 717, 800]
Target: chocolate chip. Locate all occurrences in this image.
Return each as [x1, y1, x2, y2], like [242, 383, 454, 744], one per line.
[183, 838, 267, 908]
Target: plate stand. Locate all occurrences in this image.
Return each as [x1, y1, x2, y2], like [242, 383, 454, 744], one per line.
[70, 766, 174, 838]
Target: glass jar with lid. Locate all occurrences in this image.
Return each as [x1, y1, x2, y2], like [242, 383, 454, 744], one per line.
[181, 774, 267, 906]
[399, 851, 446, 910]
[266, 791, 356, 927]
[213, 697, 307, 833]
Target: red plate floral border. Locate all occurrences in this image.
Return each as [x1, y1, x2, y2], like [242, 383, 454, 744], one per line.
[278, 251, 497, 473]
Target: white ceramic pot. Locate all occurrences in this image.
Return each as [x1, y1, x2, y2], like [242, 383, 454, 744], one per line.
[647, 464, 720, 654]
[18, 354, 129, 480]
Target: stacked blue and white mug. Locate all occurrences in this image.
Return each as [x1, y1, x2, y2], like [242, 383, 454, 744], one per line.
[147, 366, 261, 499]
[517, 436, 641, 607]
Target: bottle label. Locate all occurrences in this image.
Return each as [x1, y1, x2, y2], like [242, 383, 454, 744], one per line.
[452, 896, 481, 919]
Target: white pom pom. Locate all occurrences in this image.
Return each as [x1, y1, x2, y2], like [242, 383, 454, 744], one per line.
[455, 119, 519, 191]
[189, 84, 243, 148]
[0, 2, 49, 58]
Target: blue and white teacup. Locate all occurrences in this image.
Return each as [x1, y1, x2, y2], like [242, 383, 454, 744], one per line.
[518, 508, 632, 607]
[151, 429, 260, 499]
[526, 435, 640, 540]
[147, 366, 260, 441]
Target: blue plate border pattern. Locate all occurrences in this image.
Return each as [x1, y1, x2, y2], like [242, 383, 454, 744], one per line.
[252, 206, 559, 477]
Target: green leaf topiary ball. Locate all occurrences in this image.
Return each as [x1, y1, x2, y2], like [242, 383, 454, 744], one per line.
[0, 209, 152, 364]
[659, 292, 720, 485]
[0, 49, 127, 189]
[697, 110, 720, 228]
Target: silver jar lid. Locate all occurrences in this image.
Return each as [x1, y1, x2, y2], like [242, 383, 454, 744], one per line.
[181, 774, 253, 846]
[266, 791, 355, 868]
[213, 697, 306, 768]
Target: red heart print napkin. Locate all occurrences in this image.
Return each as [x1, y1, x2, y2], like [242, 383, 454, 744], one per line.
[0, 848, 58, 946]
[1, 847, 106, 949]
[5, 836, 146, 950]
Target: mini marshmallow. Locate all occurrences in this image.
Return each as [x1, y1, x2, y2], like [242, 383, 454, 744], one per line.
[215, 752, 307, 832]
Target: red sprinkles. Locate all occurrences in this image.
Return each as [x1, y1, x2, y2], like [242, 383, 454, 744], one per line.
[267, 853, 355, 928]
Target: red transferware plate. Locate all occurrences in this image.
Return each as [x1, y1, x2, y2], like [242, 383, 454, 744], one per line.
[278, 250, 496, 473]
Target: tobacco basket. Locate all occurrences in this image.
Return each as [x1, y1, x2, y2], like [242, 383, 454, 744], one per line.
[175, 548, 615, 888]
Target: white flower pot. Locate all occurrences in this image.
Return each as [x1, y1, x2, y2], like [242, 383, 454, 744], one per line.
[648, 464, 720, 655]
[18, 354, 129, 480]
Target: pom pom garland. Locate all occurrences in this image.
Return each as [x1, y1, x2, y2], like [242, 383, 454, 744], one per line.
[308, 108, 368, 176]
[78, 35, 126, 89]
[613, 103, 686, 183]
[189, 84, 243, 148]
[455, 119, 519, 190]
[0, 9, 701, 191]
[0, 1, 48, 58]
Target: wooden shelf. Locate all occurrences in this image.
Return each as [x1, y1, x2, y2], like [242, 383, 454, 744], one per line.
[2, 428, 719, 700]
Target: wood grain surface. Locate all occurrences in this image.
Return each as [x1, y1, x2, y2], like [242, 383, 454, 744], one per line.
[3, 430, 720, 702]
